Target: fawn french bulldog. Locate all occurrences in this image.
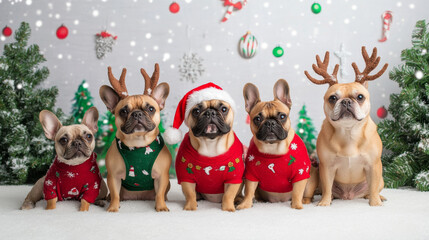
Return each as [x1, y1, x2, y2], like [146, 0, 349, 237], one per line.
[237, 79, 311, 210]
[20, 107, 108, 211]
[99, 64, 171, 212]
[303, 47, 387, 206]
[164, 83, 244, 212]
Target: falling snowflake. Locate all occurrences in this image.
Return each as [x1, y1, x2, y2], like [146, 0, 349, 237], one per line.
[291, 143, 298, 150]
[248, 154, 255, 162]
[45, 179, 53, 186]
[178, 52, 205, 83]
[66, 171, 75, 178]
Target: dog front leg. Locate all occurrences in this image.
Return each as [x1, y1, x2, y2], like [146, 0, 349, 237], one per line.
[154, 172, 170, 212]
[181, 182, 197, 211]
[222, 183, 240, 212]
[318, 162, 336, 206]
[21, 176, 45, 210]
[79, 199, 90, 211]
[236, 180, 258, 210]
[291, 179, 308, 209]
[365, 160, 383, 206]
[46, 198, 57, 210]
[303, 166, 319, 204]
[106, 173, 122, 212]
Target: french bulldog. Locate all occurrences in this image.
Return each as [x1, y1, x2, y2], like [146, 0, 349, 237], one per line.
[99, 63, 171, 212]
[237, 79, 311, 210]
[303, 46, 387, 206]
[172, 83, 244, 212]
[20, 107, 108, 211]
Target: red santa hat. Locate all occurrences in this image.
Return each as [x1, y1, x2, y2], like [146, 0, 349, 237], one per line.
[164, 82, 236, 144]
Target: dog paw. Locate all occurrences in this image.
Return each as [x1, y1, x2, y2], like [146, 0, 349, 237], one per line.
[183, 201, 198, 211]
[155, 204, 170, 212]
[302, 197, 313, 204]
[317, 199, 331, 206]
[107, 203, 120, 212]
[291, 201, 303, 210]
[20, 201, 35, 210]
[236, 201, 252, 210]
[369, 198, 383, 206]
[222, 203, 236, 212]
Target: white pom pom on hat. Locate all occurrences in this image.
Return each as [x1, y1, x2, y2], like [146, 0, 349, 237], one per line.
[163, 82, 236, 145]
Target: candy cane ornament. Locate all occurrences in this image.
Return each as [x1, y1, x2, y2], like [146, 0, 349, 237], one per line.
[379, 11, 393, 42]
[221, 0, 247, 22]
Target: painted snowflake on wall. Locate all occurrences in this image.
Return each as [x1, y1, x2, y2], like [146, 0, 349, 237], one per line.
[178, 52, 205, 83]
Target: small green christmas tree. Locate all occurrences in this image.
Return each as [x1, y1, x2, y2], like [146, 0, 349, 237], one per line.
[159, 112, 179, 177]
[0, 22, 69, 184]
[378, 20, 429, 191]
[95, 111, 116, 175]
[71, 80, 93, 124]
[296, 105, 318, 161]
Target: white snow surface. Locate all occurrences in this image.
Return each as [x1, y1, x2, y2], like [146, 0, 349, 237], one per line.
[1, 183, 429, 240]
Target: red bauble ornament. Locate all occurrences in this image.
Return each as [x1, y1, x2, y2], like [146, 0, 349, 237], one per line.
[56, 25, 68, 39]
[377, 106, 388, 119]
[169, 2, 180, 14]
[2, 26, 12, 37]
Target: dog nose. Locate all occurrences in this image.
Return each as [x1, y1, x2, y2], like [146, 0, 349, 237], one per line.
[342, 99, 352, 108]
[72, 140, 82, 148]
[204, 109, 217, 118]
[132, 111, 143, 119]
[264, 119, 277, 129]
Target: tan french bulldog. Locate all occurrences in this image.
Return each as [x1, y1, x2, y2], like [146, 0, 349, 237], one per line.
[170, 83, 244, 212]
[237, 79, 311, 210]
[303, 46, 387, 206]
[99, 63, 171, 212]
[20, 107, 108, 211]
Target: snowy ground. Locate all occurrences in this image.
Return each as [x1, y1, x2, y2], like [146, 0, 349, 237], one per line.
[1, 182, 429, 240]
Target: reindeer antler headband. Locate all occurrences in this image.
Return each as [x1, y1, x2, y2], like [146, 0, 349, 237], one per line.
[107, 63, 160, 99]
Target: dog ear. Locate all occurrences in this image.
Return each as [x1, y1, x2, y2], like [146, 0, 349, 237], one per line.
[39, 110, 62, 140]
[243, 83, 261, 113]
[99, 85, 121, 113]
[82, 107, 99, 134]
[151, 82, 170, 110]
[273, 79, 292, 109]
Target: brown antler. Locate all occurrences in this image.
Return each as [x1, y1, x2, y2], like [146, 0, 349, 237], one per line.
[107, 67, 128, 99]
[141, 63, 160, 95]
[304, 51, 339, 86]
[352, 46, 388, 84]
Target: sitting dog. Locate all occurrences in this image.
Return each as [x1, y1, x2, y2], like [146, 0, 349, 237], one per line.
[237, 79, 311, 210]
[20, 107, 107, 211]
[99, 64, 171, 212]
[164, 82, 244, 211]
[303, 47, 387, 206]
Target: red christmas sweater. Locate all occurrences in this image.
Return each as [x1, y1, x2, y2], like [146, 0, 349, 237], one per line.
[244, 134, 311, 193]
[176, 133, 245, 194]
[43, 153, 101, 203]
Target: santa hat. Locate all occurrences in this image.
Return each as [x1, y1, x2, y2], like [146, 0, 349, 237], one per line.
[164, 82, 236, 144]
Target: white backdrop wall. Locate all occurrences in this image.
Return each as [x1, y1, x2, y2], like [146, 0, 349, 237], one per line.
[1, 0, 428, 144]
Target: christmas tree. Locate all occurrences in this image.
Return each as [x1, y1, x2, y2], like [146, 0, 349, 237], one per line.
[95, 111, 116, 175]
[296, 105, 318, 162]
[159, 112, 179, 177]
[71, 80, 93, 124]
[0, 22, 70, 184]
[378, 20, 429, 191]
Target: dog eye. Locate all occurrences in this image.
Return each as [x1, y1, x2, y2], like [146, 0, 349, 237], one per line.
[357, 94, 365, 101]
[59, 137, 68, 145]
[279, 114, 287, 120]
[120, 108, 128, 117]
[148, 106, 155, 112]
[254, 116, 261, 123]
[86, 134, 92, 139]
[221, 107, 228, 113]
[329, 95, 338, 103]
[192, 108, 200, 116]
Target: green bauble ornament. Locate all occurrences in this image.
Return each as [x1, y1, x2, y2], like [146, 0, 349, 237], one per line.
[311, 3, 322, 14]
[273, 46, 284, 57]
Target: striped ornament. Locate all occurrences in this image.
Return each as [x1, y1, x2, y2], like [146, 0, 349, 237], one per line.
[239, 31, 258, 59]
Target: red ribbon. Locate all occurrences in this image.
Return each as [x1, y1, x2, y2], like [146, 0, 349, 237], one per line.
[224, 0, 242, 10]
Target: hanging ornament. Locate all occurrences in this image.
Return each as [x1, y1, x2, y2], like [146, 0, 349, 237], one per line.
[272, 46, 284, 58]
[221, 0, 247, 22]
[311, 3, 322, 14]
[169, 2, 180, 14]
[334, 43, 352, 78]
[95, 30, 117, 59]
[56, 25, 68, 39]
[178, 52, 205, 83]
[379, 11, 393, 42]
[377, 106, 388, 119]
[415, 70, 424, 79]
[239, 31, 258, 59]
[2, 26, 12, 37]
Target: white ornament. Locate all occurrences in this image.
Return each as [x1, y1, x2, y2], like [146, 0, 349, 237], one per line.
[145, 146, 153, 155]
[204, 166, 213, 175]
[248, 154, 255, 162]
[178, 52, 205, 83]
[298, 169, 304, 175]
[334, 43, 352, 78]
[291, 143, 298, 150]
[16, 83, 23, 89]
[415, 70, 424, 79]
[268, 163, 275, 173]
